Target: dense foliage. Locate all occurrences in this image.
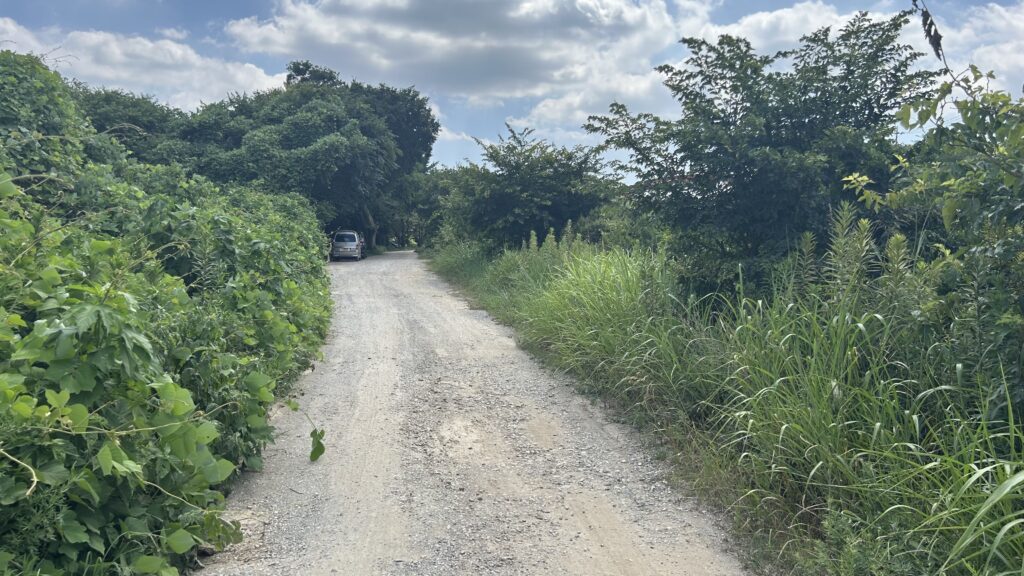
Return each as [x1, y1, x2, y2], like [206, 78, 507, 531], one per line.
[0, 52, 330, 575]
[72, 60, 440, 248]
[428, 8, 1024, 576]
[587, 11, 935, 290]
[424, 126, 613, 250]
[67, 84, 186, 166]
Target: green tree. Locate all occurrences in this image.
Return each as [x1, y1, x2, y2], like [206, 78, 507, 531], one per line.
[176, 62, 438, 248]
[285, 59, 342, 87]
[442, 126, 605, 247]
[587, 12, 936, 289]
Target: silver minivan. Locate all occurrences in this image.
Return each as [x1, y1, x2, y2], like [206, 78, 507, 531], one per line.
[330, 230, 365, 261]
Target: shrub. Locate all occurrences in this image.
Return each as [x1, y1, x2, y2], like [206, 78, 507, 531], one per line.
[0, 52, 329, 575]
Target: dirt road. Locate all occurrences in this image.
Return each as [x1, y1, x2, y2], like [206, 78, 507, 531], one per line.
[201, 251, 747, 576]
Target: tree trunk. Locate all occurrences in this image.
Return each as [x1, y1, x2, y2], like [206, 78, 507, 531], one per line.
[363, 205, 379, 250]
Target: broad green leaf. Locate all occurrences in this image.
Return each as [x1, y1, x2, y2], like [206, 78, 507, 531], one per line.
[10, 397, 35, 419]
[0, 476, 28, 505]
[96, 444, 113, 476]
[896, 103, 912, 128]
[244, 372, 273, 393]
[74, 474, 101, 506]
[72, 364, 97, 392]
[214, 459, 235, 482]
[309, 427, 326, 462]
[5, 313, 27, 328]
[165, 528, 195, 554]
[54, 331, 76, 360]
[88, 532, 106, 554]
[0, 373, 26, 389]
[151, 379, 195, 416]
[111, 456, 143, 476]
[65, 403, 89, 432]
[257, 387, 274, 403]
[0, 173, 16, 198]
[60, 519, 89, 544]
[37, 461, 69, 485]
[194, 421, 219, 444]
[45, 388, 70, 409]
[245, 414, 267, 429]
[202, 458, 235, 483]
[132, 555, 165, 573]
[38, 266, 61, 286]
[89, 239, 114, 254]
[942, 198, 960, 231]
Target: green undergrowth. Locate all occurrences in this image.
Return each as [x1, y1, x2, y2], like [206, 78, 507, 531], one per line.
[0, 52, 330, 574]
[429, 217, 1024, 575]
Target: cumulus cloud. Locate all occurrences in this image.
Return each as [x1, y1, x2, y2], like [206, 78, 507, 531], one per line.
[933, 2, 1024, 93]
[5, 1, 1024, 161]
[0, 17, 284, 110]
[514, 0, 1024, 145]
[223, 0, 716, 144]
[156, 27, 190, 41]
[226, 1, 693, 99]
[437, 126, 475, 142]
[698, 0, 850, 53]
[0, 18, 47, 53]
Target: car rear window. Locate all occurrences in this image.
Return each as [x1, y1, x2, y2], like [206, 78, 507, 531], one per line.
[334, 233, 357, 242]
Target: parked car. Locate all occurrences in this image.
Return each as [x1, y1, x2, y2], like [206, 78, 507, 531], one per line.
[330, 230, 365, 261]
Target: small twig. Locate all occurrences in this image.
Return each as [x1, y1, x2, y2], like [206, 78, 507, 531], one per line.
[141, 479, 204, 511]
[28, 401, 241, 437]
[0, 446, 39, 498]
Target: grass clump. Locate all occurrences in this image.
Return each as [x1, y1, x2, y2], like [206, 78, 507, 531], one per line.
[429, 206, 1024, 575]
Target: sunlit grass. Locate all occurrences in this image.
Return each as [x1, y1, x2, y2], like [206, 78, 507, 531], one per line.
[430, 210, 1024, 575]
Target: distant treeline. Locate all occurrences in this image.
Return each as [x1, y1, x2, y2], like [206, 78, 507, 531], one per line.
[71, 60, 440, 248]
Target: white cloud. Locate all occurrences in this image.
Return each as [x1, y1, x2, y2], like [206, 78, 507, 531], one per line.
[0, 17, 284, 110]
[932, 2, 1024, 93]
[438, 126, 475, 142]
[698, 0, 849, 53]
[156, 27, 189, 41]
[224, 0, 711, 145]
[512, 1, 1024, 145]
[6, 1, 1024, 162]
[0, 18, 47, 53]
[226, 1, 694, 97]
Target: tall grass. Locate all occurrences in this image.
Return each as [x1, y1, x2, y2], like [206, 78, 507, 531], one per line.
[429, 209, 1024, 575]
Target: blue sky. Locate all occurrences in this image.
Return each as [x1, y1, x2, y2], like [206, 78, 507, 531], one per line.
[3, 0, 1022, 166]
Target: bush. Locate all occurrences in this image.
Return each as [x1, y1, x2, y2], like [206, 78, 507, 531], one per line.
[0, 52, 329, 575]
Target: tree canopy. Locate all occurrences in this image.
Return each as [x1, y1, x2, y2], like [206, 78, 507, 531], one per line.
[587, 11, 936, 288]
[72, 61, 440, 247]
[435, 127, 606, 248]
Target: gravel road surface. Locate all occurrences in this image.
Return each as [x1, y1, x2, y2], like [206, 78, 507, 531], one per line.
[200, 251, 748, 576]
